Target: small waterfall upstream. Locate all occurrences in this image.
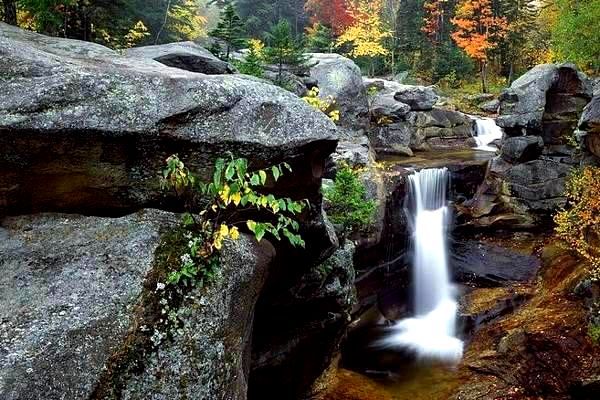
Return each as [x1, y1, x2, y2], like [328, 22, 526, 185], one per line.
[379, 168, 463, 363]
[474, 117, 503, 151]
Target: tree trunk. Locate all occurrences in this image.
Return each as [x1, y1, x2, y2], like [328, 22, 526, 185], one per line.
[481, 61, 488, 93]
[3, 0, 17, 26]
[507, 62, 514, 86]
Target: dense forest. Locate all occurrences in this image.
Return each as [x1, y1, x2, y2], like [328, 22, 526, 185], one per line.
[0, 0, 598, 91]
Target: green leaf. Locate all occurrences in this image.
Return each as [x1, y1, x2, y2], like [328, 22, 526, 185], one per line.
[272, 166, 281, 181]
[247, 220, 257, 233]
[182, 213, 195, 226]
[259, 170, 267, 185]
[250, 174, 260, 186]
[225, 162, 235, 180]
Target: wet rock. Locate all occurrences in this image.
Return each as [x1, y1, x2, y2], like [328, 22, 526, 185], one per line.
[250, 240, 357, 399]
[500, 136, 544, 163]
[0, 210, 275, 400]
[452, 239, 540, 286]
[309, 53, 368, 136]
[0, 23, 337, 216]
[125, 41, 236, 74]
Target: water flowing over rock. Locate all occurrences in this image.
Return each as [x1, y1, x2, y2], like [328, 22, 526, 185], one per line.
[125, 41, 236, 74]
[460, 64, 593, 228]
[308, 53, 368, 136]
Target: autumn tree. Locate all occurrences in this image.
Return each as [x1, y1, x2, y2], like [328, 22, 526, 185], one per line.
[336, 0, 391, 76]
[422, 0, 446, 44]
[451, 0, 508, 92]
[305, 0, 354, 35]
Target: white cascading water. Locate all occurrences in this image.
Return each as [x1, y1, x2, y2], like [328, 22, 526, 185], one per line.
[378, 168, 463, 363]
[474, 117, 503, 151]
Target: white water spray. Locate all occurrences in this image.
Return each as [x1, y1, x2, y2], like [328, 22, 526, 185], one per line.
[474, 118, 503, 151]
[379, 168, 463, 363]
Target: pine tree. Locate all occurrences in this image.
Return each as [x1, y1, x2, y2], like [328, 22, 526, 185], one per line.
[305, 22, 334, 52]
[263, 19, 308, 84]
[210, 3, 246, 61]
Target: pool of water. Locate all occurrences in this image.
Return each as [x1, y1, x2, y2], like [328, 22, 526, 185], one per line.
[324, 362, 462, 400]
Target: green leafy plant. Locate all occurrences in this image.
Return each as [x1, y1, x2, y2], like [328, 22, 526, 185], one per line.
[554, 166, 600, 281]
[302, 87, 340, 123]
[234, 38, 265, 78]
[323, 165, 376, 237]
[588, 323, 600, 344]
[160, 154, 306, 287]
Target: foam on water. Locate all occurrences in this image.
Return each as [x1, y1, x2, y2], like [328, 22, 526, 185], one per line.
[378, 168, 463, 364]
[474, 117, 503, 151]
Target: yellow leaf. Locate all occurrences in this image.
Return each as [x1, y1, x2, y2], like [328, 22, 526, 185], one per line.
[230, 226, 240, 240]
[231, 192, 242, 206]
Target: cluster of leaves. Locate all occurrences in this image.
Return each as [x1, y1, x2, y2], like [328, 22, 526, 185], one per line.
[160, 154, 306, 286]
[335, 0, 391, 76]
[302, 87, 340, 123]
[323, 164, 376, 237]
[554, 166, 600, 281]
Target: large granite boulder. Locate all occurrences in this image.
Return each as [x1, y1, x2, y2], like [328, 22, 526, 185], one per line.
[497, 63, 593, 142]
[125, 41, 236, 74]
[0, 23, 353, 400]
[578, 94, 600, 158]
[393, 85, 439, 111]
[460, 64, 593, 228]
[308, 53, 369, 136]
[0, 22, 338, 216]
[0, 210, 275, 400]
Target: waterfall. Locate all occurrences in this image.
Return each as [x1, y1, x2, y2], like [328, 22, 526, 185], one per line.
[378, 168, 463, 363]
[474, 118, 503, 151]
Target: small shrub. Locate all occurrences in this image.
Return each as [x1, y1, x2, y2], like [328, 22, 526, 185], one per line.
[302, 87, 340, 123]
[588, 324, 600, 344]
[160, 154, 306, 286]
[324, 165, 376, 236]
[554, 166, 600, 280]
[235, 38, 265, 78]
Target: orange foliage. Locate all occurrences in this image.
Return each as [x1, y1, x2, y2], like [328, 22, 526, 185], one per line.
[554, 166, 600, 280]
[305, 0, 355, 35]
[422, 0, 445, 44]
[451, 0, 508, 62]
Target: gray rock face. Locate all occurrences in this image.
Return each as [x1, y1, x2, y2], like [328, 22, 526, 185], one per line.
[497, 63, 593, 138]
[461, 64, 593, 228]
[393, 85, 439, 111]
[0, 23, 338, 215]
[500, 136, 544, 163]
[480, 99, 500, 113]
[578, 94, 600, 158]
[364, 78, 474, 155]
[0, 210, 275, 400]
[308, 53, 368, 136]
[126, 41, 236, 74]
[0, 24, 349, 400]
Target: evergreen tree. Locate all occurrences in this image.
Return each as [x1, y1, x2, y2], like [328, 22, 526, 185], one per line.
[264, 19, 308, 84]
[210, 3, 246, 61]
[236, 0, 308, 37]
[305, 21, 333, 52]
